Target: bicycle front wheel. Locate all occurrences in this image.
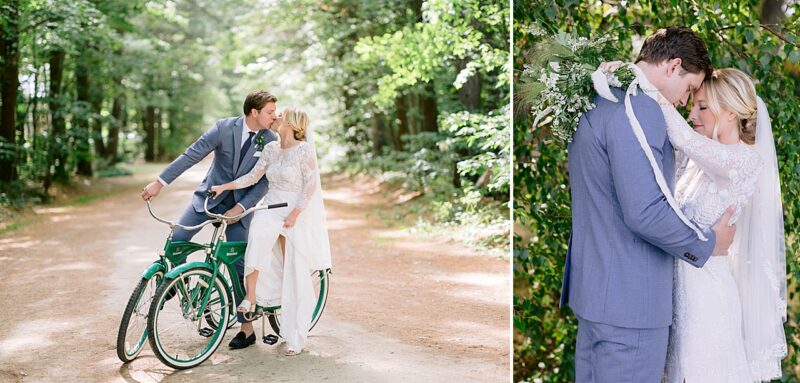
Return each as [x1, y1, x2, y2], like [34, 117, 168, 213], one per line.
[116, 272, 163, 362]
[147, 267, 231, 369]
[268, 269, 330, 335]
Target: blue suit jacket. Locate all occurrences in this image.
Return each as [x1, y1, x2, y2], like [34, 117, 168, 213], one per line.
[159, 116, 277, 230]
[560, 87, 716, 329]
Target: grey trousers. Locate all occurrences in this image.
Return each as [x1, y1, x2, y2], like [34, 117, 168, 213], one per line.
[172, 196, 249, 323]
[575, 314, 669, 383]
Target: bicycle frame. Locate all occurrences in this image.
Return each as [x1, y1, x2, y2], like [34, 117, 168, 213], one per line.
[160, 195, 287, 322]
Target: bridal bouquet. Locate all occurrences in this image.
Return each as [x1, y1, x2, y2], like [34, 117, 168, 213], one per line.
[518, 28, 635, 142]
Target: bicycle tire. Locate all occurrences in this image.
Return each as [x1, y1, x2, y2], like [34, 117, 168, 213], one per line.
[116, 272, 163, 363]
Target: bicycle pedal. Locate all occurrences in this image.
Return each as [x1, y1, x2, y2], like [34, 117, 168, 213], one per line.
[263, 334, 278, 345]
[198, 328, 214, 337]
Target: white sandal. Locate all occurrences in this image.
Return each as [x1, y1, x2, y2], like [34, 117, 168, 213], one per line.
[285, 348, 301, 356]
[237, 299, 255, 313]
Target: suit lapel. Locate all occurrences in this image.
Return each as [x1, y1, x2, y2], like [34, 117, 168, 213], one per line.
[232, 117, 243, 173]
[237, 129, 266, 176]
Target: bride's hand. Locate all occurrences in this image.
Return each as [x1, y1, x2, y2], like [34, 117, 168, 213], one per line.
[283, 209, 300, 228]
[598, 61, 624, 73]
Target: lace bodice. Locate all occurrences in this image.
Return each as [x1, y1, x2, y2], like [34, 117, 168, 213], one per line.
[233, 141, 319, 210]
[658, 106, 763, 229]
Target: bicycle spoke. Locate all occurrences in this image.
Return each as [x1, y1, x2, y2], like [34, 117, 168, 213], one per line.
[149, 269, 230, 368]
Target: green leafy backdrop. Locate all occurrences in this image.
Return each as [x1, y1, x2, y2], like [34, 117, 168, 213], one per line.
[513, 0, 800, 381]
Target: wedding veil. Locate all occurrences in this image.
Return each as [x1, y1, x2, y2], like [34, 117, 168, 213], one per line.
[731, 96, 787, 380]
[301, 124, 333, 270]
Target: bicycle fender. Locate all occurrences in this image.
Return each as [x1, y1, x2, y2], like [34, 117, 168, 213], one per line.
[164, 262, 213, 280]
[142, 262, 166, 279]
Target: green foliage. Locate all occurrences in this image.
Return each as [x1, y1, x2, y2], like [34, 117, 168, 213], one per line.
[442, 109, 510, 194]
[262, 0, 510, 232]
[354, 0, 508, 108]
[514, 1, 800, 382]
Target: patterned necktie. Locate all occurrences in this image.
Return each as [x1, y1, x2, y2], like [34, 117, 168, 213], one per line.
[239, 131, 255, 165]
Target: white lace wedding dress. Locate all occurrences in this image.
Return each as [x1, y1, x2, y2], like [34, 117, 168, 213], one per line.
[660, 105, 764, 383]
[233, 140, 322, 351]
[593, 65, 785, 382]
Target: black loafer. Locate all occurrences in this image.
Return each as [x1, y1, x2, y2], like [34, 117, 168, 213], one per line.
[229, 331, 256, 349]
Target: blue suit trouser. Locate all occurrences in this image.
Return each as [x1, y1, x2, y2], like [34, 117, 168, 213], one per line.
[575, 314, 669, 383]
[172, 194, 249, 323]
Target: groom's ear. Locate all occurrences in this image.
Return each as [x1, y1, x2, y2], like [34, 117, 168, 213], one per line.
[666, 58, 683, 76]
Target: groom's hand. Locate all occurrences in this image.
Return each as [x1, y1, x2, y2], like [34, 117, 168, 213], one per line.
[598, 60, 624, 72]
[141, 180, 163, 201]
[711, 206, 737, 256]
[223, 205, 245, 224]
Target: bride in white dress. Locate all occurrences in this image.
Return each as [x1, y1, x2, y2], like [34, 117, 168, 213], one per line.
[595, 65, 787, 382]
[211, 107, 332, 356]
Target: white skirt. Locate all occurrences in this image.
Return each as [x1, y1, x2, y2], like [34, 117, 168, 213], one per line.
[665, 256, 753, 382]
[244, 188, 316, 351]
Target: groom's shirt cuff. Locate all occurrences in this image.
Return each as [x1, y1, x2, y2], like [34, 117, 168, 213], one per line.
[157, 177, 170, 187]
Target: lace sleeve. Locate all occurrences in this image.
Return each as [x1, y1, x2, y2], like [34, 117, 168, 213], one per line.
[728, 148, 763, 224]
[233, 144, 273, 189]
[294, 143, 319, 211]
[662, 105, 763, 222]
[661, 105, 755, 182]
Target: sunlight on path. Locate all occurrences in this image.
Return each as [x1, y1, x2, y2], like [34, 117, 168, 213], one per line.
[0, 161, 509, 382]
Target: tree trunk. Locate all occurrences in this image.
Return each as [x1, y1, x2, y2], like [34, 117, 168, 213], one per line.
[394, 95, 408, 150]
[412, 0, 423, 22]
[456, 58, 482, 111]
[75, 54, 93, 176]
[48, 49, 68, 185]
[31, 62, 39, 150]
[0, 0, 20, 182]
[761, 0, 785, 24]
[420, 82, 439, 132]
[106, 92, 124, 163]
[144, 106, 156, 161]
[167, 91, 178, 137]
[408, 93, 419, 135]
[91, 88, 105, 157]
[156, 108, 165, 159]
[371, 112, 388, 153]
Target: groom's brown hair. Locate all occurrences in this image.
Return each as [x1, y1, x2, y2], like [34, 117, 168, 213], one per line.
[243, 90, 278, 116]
[635, 26, 713, 78]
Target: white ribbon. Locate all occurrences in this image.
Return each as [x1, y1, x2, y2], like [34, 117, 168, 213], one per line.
[594, 64, 707, 241]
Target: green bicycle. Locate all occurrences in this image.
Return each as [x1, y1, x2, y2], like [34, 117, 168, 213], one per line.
[116, 198, 241, 363]
[145, 193, 331, 369]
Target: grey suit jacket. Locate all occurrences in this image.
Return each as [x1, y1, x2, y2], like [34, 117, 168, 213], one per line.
[560, 87, 717, 329]
[159, 116, 277, 229]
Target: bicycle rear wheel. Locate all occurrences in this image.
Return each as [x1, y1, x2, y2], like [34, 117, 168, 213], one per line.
[268, 269, 330, 335]
[147, 267, 231, 369]
[116, 272, 163, 362]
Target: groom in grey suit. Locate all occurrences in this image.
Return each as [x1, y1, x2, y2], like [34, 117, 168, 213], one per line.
[561, 27, 737, 382]
[140, 89, 279, 349]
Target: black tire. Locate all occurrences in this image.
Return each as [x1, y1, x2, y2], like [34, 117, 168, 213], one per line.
[147, 267, 231, 369]
[116, 272, 163, 363]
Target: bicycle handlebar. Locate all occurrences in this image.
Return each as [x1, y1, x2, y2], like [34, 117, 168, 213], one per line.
[204, 190, 287, 220]
[145, 191, 287, 231]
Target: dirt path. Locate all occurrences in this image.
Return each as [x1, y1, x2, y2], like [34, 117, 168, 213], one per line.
[0, 161, 510, 382]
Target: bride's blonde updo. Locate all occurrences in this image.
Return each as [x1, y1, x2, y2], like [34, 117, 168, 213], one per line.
[703, 68, 758, 145]
[282, 108, 309, 141]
